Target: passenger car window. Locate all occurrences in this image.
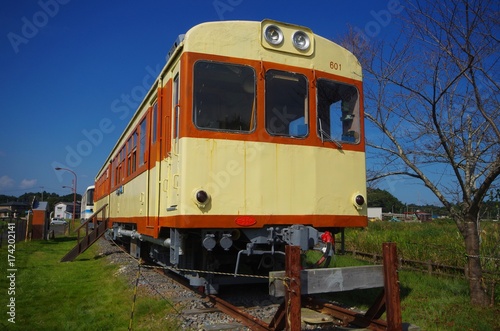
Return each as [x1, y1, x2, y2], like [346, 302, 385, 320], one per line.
[265, 70, 308, 137]
[139, 119, 146, 166]
[193, 61, 256, 132]
[317, 79, 360, 144]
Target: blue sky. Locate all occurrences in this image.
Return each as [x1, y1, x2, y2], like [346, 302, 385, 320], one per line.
[0, 0, 436, 204]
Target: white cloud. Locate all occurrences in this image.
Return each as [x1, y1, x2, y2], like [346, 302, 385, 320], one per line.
[0, 175, 15, 189]
[19, 179, 37, 189]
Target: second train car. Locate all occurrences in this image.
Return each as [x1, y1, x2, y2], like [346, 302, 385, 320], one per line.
[94, 20, 367, 292]
[80, 185, 95, 224]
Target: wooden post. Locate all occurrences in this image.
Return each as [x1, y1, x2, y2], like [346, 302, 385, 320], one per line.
[382, 242, 402, 331]
[271, 243, 404, 330]
[340, 228, 345, 254]
[285, 245, 301, 331]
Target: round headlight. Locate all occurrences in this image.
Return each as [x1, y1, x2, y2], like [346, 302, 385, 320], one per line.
[354, 194, 365, 208]
[193, 189, 211, 208]
[196, 190, 209, 204]
[292, 31, 310, 51]
[264, 25, 284, 45]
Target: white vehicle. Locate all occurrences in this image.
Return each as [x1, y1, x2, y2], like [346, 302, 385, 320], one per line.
[50, 218, 67, 225]
[80, 185, 95, 223]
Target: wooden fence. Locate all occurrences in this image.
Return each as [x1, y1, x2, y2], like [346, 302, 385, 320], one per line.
[346, 249, 499, 279]
[0, 218, 28, 247]
[345, 248, 498, 306]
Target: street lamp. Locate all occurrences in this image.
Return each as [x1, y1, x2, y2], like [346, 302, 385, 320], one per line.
[55, 167, 77, 230]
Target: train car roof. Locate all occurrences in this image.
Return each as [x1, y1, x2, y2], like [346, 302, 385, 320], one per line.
[182, 20, 361, 79]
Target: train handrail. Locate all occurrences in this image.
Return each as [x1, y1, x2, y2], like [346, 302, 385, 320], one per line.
[74, 203, 108, 243]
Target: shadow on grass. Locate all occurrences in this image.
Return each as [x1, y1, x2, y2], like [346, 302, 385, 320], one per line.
[75, 251, 122, 262]
[92, 250, 124, 260]
[320, 284, 413, 311]
[399, 284, 413, 300]
[67, 245, 125, 262]
[44, 236, 78, 243]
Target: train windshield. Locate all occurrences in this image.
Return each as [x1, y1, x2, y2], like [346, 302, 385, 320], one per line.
[317, 79, 360, 144]
[85, 188, 94, 206]
[193, 61, 256, 132]
[265, 70, 308, 137]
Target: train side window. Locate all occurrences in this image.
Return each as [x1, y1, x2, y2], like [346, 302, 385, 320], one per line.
[130, 131, 138, 174]
[111, 159, 115, 187]
[152, 103, 158, 143]
[265, 70, 308, 137]
[193, 61, 256, 132]
[118, 147, 125, 183]
[317, 79, 360, 144]
[115, 163, 120, 185]
[173, 74, 180, 148]
[139, 119, 146, 166]
[113, 158, 119, 186]
[127, 134, 136, 176]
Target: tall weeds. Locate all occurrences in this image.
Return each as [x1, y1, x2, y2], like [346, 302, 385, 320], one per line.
[344, 220, 499, 275]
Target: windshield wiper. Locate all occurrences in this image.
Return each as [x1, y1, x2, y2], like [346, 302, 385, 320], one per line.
[318, 120, 342, 149]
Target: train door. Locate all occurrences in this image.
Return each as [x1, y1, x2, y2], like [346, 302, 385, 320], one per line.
[168, 69, 181, 211]
[159, 78, 172, 217]
[147, 100, 161, 232]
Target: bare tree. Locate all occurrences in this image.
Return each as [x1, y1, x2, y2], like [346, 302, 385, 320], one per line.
[343, 0, 499, 306]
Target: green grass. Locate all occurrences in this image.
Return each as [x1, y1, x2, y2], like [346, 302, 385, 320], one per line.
[397, 271, 498, 331]
[339, 220, 500, 331]
[0, 237, 178, 331]
[310, 251, 499, 330]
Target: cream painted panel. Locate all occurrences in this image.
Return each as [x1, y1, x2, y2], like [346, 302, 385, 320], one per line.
[108, 171, 148, 219]
[178, 138, 365, 216]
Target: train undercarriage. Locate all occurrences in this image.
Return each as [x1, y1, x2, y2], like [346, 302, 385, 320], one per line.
[108, 223, 335, 293]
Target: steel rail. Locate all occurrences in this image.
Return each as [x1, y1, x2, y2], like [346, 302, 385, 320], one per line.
[207, 294, 273, 331]
[303, 296, 388, 331]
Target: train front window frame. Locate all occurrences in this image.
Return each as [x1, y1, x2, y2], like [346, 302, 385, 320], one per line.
[316, 79, 360, 144]
[193, 61, 256, 133]
[265, 70, 308, 137]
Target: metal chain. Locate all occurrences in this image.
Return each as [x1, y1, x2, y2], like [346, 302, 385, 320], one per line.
[140, 263, 288, 281]
[109, 238, 289, 281]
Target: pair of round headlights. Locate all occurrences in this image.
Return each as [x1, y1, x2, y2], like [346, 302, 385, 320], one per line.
[264, 25, 311, 51]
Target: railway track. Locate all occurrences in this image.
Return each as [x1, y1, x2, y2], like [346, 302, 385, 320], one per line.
[150, 266, 283, 330]
[97, 238, 356, 330]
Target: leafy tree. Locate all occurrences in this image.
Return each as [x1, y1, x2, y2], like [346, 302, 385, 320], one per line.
[0, 194, 17, 204]
[367, 188, 405, 213]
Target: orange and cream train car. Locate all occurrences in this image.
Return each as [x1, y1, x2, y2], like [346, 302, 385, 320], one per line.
[94, 20, 367, 292]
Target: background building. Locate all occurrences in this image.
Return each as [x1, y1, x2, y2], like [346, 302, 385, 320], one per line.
[54, 202, 81, 220]
[0, 201, 29, 219]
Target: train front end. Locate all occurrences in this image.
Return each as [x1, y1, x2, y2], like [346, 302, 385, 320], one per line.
[153, 20, 367, 290]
